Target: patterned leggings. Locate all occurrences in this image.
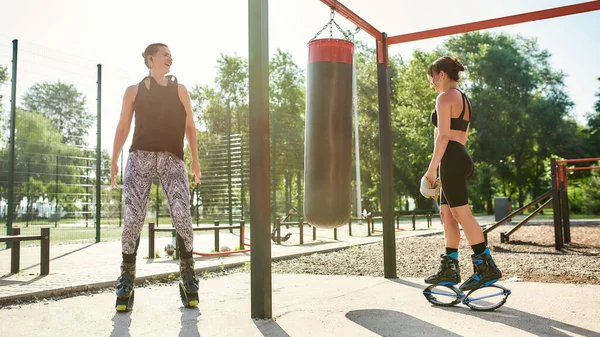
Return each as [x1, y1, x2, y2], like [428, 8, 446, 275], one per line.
[121, 150, 194, 256]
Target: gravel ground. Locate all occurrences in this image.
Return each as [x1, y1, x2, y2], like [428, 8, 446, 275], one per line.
[268, 224, 600, 285]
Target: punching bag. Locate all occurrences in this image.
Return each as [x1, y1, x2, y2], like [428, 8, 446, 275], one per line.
[304, 38, 353, 229]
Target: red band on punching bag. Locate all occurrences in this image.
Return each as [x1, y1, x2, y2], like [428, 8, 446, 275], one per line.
[308, 39, 354, 64]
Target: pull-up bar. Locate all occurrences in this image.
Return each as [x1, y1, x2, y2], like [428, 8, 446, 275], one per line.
[387, 1, 600, 44]
[321, 0, 600, 44]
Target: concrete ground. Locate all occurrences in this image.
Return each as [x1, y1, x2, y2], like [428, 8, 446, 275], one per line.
[1, 273, 599, 337]
[1, 216, 600, 336]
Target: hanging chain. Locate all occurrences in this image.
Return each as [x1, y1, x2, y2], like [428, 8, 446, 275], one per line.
[309, 8, 358, 42]
[329, 8, 334, 38]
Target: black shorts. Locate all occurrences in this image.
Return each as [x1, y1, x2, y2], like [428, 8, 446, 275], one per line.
[439, 141, 474, 208]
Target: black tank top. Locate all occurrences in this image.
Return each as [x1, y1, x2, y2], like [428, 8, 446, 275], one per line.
[130, 76, 187, 159]
[430, 88, 472, 132]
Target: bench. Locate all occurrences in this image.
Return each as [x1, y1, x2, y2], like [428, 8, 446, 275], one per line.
[148, 220, 246, 259]
[0, 228, 50, 275]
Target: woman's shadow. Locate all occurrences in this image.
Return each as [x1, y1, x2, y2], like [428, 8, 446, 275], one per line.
[179, 306, 202, 337]
[110, 312, 132, 337]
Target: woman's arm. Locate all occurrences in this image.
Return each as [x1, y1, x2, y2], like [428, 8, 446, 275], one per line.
[425, 93, 452, 183]
[178, 83, 201, 184]
[111, 85, 136, 187]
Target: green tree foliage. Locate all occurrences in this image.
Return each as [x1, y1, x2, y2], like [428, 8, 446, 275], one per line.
[22, 81, 93, 146]
[269, 49, 305, 214]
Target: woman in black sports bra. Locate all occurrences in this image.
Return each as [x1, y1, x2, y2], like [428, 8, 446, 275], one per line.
[422, 56, 502, 291]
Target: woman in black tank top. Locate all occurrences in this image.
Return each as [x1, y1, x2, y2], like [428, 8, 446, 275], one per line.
[109, 43, 202, 310]
[422, 56, 503, 292]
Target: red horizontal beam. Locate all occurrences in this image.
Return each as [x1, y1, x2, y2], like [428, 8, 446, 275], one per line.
[566, 166, 600, 171]
[320, 0, 381, 39]
[557, 157, 600, 164]
[387, 1, 600, 45]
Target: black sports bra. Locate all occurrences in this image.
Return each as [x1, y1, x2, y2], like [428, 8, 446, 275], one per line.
[430, 88, 472, 132]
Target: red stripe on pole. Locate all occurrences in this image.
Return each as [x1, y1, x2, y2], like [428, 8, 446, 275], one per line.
[309, 39, 354, 64]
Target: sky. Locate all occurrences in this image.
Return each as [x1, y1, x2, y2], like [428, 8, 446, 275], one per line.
[0, 0, 599, 159]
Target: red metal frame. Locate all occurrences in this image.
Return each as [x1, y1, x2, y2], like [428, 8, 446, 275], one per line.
[387, 1, 600, 45]
[557, 157, 600, 164]
[320, 1, 600, 46]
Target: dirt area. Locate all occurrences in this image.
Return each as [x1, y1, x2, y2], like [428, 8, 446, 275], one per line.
[270, 224, 600, 285]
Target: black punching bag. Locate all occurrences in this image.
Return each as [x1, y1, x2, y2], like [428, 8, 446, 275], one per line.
[304, 39, 353, 229]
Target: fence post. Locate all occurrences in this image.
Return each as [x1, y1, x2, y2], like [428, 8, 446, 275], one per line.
[276, 218, 281, 245]
[40, 227, 50, 275]
[10, 228, 20, 273]
[95, 64, 102, 243]
[348, 218, 352, 236]
[148, 223, 155, 258]
[240, 220, 245, 250]
[550, 158, 563, 250]
[214, 220, 220, 252]
[299, 217, 304, 244]
[6, 39, 18, 248]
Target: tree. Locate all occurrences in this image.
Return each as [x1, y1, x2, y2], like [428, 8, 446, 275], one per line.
[0, 65, 8, 141]
[269, 49, 305, 216]
[585, 77, 600, 157]
[22, 81, 93, 146]
[392, 49, 440, 210]
[0, 65, 7, 111]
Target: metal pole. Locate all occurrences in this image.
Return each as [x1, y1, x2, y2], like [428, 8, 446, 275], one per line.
[55, 155, 59, 228]
[26, 163, 30, 227]
[376, 33, 397, 278]
[227, 101, 233, 226]
[352, 34, 362, 219]
[6, 39, 18, 244]
[550, 158, 563, 250]
[249, 0, 272, 318]
[95, 64, 102, 243]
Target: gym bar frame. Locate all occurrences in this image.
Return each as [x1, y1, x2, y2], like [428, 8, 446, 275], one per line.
[247, 0, 600, 319]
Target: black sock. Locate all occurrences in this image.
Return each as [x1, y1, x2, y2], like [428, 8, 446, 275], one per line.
[445, 247, 458, 255]
[471, 242, 487, 255]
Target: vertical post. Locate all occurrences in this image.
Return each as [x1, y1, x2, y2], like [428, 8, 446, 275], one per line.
[376, 34, 397, 278]
[239, 220, 245, 250]
[155, 181, 159, 226]
[40, 227, 50, 275]
[296, 171, 302, 217]
[55, 155, 59, 228]
[26, 163, 30, 227]
[299, 217, 304, 244]
[334, 228, 337, 240]
[312, 226, 316, 241]
[227, 101, 233, 227]
[6, 40, 18, 246]
[559, 165, 570, 243]
[85, 158, 90, 227]
[550, 158, 563, 250]
[148, 223, 155, 259]
[95, 64, 102, 243]
[348, 218, 352, 236]
[352, 34, 362, 219]
[248, 0, 272, 319]
[214, 220, 220, 252]
[276, 218, 281, 244]
[10, 228, 20, 274]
